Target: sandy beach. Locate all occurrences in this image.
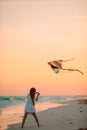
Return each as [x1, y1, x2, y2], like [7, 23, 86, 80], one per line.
[6, 99, 87, 130]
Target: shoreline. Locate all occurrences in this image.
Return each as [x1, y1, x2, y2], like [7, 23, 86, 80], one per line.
[6, 99, 87, 130]
[0, 102, 63, 130]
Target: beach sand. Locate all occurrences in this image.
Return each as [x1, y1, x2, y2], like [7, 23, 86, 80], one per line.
[6, 99, 87, 130]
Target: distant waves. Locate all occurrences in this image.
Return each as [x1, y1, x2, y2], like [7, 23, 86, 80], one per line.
[0, 96, 26, 108]
[0, 96, 87, 108]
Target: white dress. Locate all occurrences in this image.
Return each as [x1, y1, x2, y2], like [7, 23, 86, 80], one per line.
[25, 94, 35, 113]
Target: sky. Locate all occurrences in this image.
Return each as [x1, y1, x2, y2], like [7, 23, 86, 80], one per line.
[0, 0, 87, 96]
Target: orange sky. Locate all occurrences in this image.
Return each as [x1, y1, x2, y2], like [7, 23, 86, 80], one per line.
[0, 0, 87, 96]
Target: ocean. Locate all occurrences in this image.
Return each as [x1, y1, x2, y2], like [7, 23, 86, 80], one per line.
[0, 95, 87, 109]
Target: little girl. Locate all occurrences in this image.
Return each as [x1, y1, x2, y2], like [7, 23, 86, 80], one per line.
[21, 87, 40, 128]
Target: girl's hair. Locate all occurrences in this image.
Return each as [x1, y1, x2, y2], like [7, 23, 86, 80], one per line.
[30, 88, 36, 105]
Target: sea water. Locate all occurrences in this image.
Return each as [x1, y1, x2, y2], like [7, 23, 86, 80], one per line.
[0, 95, 87, 109]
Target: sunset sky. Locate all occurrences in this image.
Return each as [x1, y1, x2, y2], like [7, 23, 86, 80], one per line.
[0, 0, 87, 96]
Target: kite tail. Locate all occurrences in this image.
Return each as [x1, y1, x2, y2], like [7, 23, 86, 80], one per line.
[62, 58, 75, 62]
[62, 68, 84, 75]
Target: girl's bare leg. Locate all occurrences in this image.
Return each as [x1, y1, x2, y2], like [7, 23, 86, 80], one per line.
[32, 113, 40, 127]
[21, 112, 28, 128]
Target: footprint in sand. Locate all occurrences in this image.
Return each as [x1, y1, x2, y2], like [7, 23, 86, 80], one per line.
[69, 122, 74, 124]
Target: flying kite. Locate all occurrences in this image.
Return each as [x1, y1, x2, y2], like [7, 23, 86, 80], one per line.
[48, 58, 83, 75]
